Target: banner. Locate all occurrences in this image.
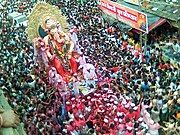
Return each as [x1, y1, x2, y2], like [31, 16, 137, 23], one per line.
[116, 3, 148, 33]
[98, 0, 117, 19]
[124, 0, 139, 5]
[98, 0, 148, 33]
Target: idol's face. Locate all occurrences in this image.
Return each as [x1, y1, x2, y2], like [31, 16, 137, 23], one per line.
[45, 19, 60, 35]
[45, 18, 57, 29]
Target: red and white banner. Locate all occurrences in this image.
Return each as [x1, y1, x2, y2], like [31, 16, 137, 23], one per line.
[98, 0, 148, 33]
[98, 0, 117, 19]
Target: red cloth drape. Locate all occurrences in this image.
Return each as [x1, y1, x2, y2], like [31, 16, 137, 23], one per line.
[51, 57, 71, 82]
[69, 57, 78, 74]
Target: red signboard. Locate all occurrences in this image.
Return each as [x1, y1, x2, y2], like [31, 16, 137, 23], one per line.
[98, 0, 148, 33]
[98, 0, 117, 19]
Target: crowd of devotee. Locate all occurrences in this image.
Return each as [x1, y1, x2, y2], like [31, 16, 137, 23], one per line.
[0, 0, 179, 135]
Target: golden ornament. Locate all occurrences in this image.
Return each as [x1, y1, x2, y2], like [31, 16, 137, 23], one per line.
[26, 1, 69, 41]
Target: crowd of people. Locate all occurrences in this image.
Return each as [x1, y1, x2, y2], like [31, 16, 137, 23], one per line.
[0, 0, 179, 135]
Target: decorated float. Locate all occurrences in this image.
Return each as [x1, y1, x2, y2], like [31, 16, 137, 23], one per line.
[26, 2, 97, 94]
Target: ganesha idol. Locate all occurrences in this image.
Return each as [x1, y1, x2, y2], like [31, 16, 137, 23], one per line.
[26, 2, 79, 82]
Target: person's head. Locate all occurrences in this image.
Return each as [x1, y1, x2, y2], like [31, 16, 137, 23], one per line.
[125, 118, 130, 123]
[89, 128, 95, 134]
[110, 123, 115, 129]
[158, 96, 163, 100]
[153, 106, 158, 111]
[69, 121, 74, 126]
[86, 120, 93, 129]
[144, 79, 148, 85]
[174, 40, 177, 45]
[69, 109, 73, 114]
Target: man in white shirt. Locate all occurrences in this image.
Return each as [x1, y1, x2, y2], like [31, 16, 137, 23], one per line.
[83, 64, 97, 87]
[48, 67, 65, 90]
[173, 41, 179, 53]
